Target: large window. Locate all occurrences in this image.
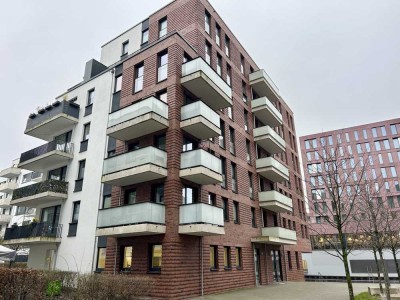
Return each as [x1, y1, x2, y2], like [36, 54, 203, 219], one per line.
[48, 166, 67, 181]
[158, 51, 168, 82]
[134, 62, 144, 93]
[159, 18, 167, 37]
[150, 244, 162, 272]
[210, 245, 218, 269]
[121, 246, 132, 271]
[182, 186, 198, 204]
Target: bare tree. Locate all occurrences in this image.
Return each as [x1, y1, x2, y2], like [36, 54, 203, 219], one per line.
[384, 209, 400, 283]
[305, 140, 368, 300]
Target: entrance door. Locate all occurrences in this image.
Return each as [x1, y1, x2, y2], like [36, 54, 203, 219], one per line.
[271, 250, 283, 282]
[254, 248, 261, 285]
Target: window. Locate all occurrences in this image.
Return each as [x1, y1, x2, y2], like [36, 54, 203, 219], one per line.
[205, 42, 211, 64]
[221, 157, 227, 188]
[391, 166, 397, 177]
[72, 201, 80, 223]
[372, 127, 378, 138]
[219, 120, 226, 148]
[87, 89, 95, 106]
[394, 138, 400, 149]
[77, 160, 86, 180]
[152, 184, 164, 203]
[141, 29, 149, 45]
[242, 81, 248, 102]
[388, 196, 395, 208]
[236, 247, 242, 268]
[354, 131, 359, 141]
[383, 139, 391, 150]
[225, 36, 230, 57]
[395, 181, 400, 192]
[134, 62, 144, 93]
[249, 172, 254, 199]
[159, 18, 167, 37]
[210, 246, 218, 269]
[391, 124, 398, 135]
[48, 166, 67, 181]
[114, 75, 122, 93]
[222, 198, 229, 221]
[223, 247, 231, 269]
[328, 135, 333, 145]
[215, 24, 221, 46]
[381, 126, 387, 136]
[97, 248, 106, 270]
[295, 252, 300, 270]
[103, 194, 111, 209]
[226, 64, 231, 86]
[240, 55, 245, 74]
[156, 89, 167, 103]
[227, 106, 233, 119]
[154, 134, 166, 150]
[357, 144, 362, 154]
[150, 244, 162, 272]
[121, 41, 129, 56]
[205, 11, 211, 34]
[229, 126, 235, 154]
[182, 186, 198, 204]
[157, 51, 168, 82]
[182, 136, 198, 152]
[364, 143, 370, 153]
[233, 201, 239, 223]
[121, 246, 132, 270]
[381, 167, 388, 178]
[82, 123, 90, 141]
[208, 193, 216, 206]
[251, 207, 256, 227]
[363, 129, 368, 139]
[124, 189, 136, 205]
[217, 54, 222, 76]
[378, 154, 383, 164]
[246, 140, 251, 164]
[385, 181, 390, 192]
[231, 163, 237, 193]
[244, 110, 249, 132]
[375, 141, 381, 151]
[288, 251, 292, 270]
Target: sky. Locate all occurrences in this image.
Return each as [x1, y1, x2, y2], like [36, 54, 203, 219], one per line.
[0, 0, 399, 170]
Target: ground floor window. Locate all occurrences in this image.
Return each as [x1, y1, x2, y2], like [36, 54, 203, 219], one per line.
[121, 246, 132, 271]
[235, 247, 242, 269]
[149, 244, 162, 272]
[223, 246, 231, 269]
[210, 245, 218, 270]
[97, 248, 106, 270]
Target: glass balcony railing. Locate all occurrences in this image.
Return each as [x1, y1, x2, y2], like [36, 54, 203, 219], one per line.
[179, 203, 224, 226]
[181, 101, 220, 128]
[181, 149, 221, 174]
[103, 147, 167, 175]
[97, 202, 165, 228]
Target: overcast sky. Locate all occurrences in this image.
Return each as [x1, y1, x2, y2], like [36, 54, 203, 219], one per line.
[1, 0, 399, 170]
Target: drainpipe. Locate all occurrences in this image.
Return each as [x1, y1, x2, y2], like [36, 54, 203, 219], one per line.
[200, 236, 204, 296]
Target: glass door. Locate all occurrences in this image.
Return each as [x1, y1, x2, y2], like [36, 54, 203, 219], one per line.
[271, 250, 283, 282]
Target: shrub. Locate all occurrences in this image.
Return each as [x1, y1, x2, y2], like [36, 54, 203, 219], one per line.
[46, 280, 62, 297]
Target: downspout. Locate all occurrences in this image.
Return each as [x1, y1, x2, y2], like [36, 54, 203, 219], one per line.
[201, 236, 204, 296]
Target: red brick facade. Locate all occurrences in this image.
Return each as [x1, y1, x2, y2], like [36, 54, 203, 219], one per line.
[102, 0, 311, 298]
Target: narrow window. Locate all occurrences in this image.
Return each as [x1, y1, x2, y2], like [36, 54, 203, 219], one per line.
[114, 75, 122, 93]
[121, 41, 129, 56]
[72, 201, 80, 224]
[124, 189, 136, 205]
[141, 29, 149, 45]
[295, 252, 300, 269]
[240, 55, 245, 74]
[208, 193, 216, 206]
[217, 54, 222, 76]
[210, 246, 218, 269]
[244, 110, 249, 132]
[222, 198, 229, 221]
[288, 251, 292, 270]
[134, 62, 144, 93]
[156, 89, 168, 103]
[77, 160, 86, 180]
[159, 18, 167, 38]
[205, 11, 211, 34]
[215, 24, 221, 46]
[249, 172, 254, 199]
[221, 157, 227, 188]
[205, 42, 212, 64]
[103, 195, 111, 209]
[229, 126, 235, 154]
[182, 186, 198, 204]
[219, 120, 226, 148]
[96, 248, 106, 270]
[251, 207, 256, 227]
[82, 123, 90, 141]
[154, 134, 166, 150]
[226, 64, 231, 86]
[236, 247, 242, 268]
[242, 81, 248, 102]
[157, 51, 168, 82]
[224, 246, 231, 269]
[246, 140, 251, 164]
[121, 246, 132, 270]
[152, 184, 164, 203]
[233, 201, 239, 223]
[227, 106, 233, 119]
[150, 244, 162, 272]
[225, 35, 230, 57]
[231, 163, 237, 193]
[87, 89, 95, 106]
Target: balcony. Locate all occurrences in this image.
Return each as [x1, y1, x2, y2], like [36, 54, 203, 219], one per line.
[181, 101, 221, 140]
[179, 203, 225, 236]
[96, 203, 166, 237]
[11, 180, 68, 208]
[180, 149, 222, 185]
[3, 222, 62, 245]
[181, 58, 232, 110]
[18, 141, 74, 172]
[249, 70, 280, 102]
[259, 191, 293, 213]
[251, 97, 282, 128]
[0, 167, 21, 178]
[102, 147, 167, 186]
[107, 97, 169, 141]
[25, 100, 80, 141]
[0, 181, 18, 193]
[254, 126, 285, 154]
[0, 214, 11, 224]
[0, 196, 12, 208]
[256, 157, 289, 183]
[251, 227, 297, 245]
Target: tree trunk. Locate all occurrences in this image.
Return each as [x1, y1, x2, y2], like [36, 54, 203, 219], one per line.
[391, 247, 400, 284]
[378, 248, 391, 300]
[373, 247, 383, 293]
[341, 239, 354, 300]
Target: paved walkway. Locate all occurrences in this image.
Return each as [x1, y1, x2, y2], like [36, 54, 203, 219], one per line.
[190, 282, 371, 300]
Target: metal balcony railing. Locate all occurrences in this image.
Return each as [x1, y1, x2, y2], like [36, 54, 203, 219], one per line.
[4, 222, 63, 240]
[20, 141, 73, 163]
[12, 180, 68, 201]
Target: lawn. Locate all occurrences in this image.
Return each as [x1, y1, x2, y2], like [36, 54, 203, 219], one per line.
[355, 292, 379, 300]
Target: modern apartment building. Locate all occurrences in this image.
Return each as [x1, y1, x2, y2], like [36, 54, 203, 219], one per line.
[3, 0, 310, 297]
[300, 118, 400, 279]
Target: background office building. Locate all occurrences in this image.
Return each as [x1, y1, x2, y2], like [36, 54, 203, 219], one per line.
[3, 0, 310, 298]
[300, 118, 400, 280]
